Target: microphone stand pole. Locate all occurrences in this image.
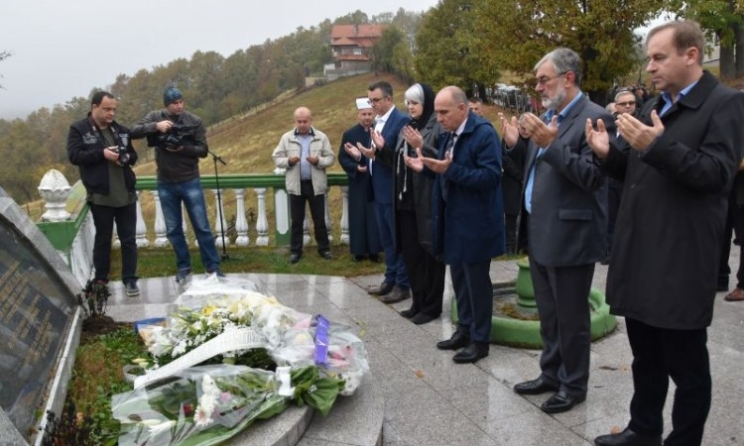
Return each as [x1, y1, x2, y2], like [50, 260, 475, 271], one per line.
[208, 148, 230, 261]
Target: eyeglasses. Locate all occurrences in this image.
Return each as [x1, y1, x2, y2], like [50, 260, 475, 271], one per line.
[616, 101, 636, 107]
[536, 72, 567, 86]
[368, 96, 389, 104]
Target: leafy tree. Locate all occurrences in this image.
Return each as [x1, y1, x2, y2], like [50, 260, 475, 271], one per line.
[415, 0, 488, 97]
[334, 10, 370, 25]
[667, 0, 744, 79]
[466, 0, 663, 102]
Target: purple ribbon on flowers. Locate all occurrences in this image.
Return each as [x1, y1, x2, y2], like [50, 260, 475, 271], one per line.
[313, 314, 330, 366]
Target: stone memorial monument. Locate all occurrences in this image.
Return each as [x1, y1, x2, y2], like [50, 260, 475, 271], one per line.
[0, 187, 83, 445]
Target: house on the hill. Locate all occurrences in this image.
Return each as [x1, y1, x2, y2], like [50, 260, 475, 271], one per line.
[325, 24, 384, 80]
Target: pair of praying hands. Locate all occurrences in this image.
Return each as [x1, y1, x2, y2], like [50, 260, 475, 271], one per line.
[498, 112, 558, 149]
[585, 110, 665, 158]
[288, 156, 319, 166]
[400, 125, 452, 174]
[343, 127, 387, 161]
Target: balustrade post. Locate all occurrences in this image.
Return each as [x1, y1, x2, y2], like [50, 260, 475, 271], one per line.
[274, 188, 291, 246]
[135, 190, 149, 247]
[234, 188, 250, 246]
[303, 213, 311, 246]
[212, 189, 229, 248]
[325, 191, 334, 243]
[340, 186, 349, 244]
[152, 190, 169, 247]
[255, 188, 269, 246]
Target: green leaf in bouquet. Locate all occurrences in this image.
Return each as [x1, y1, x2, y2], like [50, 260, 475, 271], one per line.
[253, 394, 289, 420]
[299, 377, 343, 416]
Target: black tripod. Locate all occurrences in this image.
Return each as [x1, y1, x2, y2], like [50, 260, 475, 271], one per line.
[208, 149, 230, 260]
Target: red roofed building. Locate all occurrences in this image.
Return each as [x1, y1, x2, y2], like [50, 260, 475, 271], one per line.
[326, 24, 384, 78]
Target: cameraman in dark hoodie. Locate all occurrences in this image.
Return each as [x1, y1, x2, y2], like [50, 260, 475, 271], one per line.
[67, 90, 140, 297]
[130, 86, 222, 283]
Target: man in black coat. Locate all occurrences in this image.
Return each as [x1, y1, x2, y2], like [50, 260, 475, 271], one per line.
[501, 116, 528, 254]
[67, 91, 139, 296]
[588, 20, 744, 446]
[338, 98, 382, 262]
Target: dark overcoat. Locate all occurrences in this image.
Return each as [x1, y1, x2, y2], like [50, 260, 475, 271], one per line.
[431, 113, 505, 264]
[602, 71, 744, 329]
[338, 123, 381, 256]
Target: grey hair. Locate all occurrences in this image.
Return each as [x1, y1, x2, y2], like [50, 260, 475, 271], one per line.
[535, 47, 583, 87]
[404, 84, 425, 105]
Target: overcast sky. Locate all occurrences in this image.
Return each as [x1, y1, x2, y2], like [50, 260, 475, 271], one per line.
[0, 0, 438, 120]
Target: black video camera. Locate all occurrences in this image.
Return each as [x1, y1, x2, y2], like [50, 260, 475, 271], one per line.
[111, 146, 130, 165]
[147, 123, 198, 149]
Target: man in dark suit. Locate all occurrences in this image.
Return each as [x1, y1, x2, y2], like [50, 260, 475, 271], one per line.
[502, 115, 528, 254]
[405, 86, 505, 364]
[357, 81, 411, 304]
[338, 98, 382, 263]
[500, 47, 614, 414]
[588, 21, 744, 446]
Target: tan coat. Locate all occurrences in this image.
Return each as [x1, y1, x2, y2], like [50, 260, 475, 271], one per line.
[272, 127, 335, 195]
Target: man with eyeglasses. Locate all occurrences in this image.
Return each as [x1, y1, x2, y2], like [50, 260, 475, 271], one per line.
[354, 81, 411, 304]
[588, 20, 744, 445]
[499, 47, 614, 414]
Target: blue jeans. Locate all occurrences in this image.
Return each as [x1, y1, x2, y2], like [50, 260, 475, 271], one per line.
[374, 202, 409, 289]
[158, 177, 220, 274]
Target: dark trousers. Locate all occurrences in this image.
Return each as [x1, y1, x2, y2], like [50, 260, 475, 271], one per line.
[89, 202, 137, 284]
[626, 318, 711, 446]
[375, 201, 409, 289]
[529, 258, 594, 398]
[398, 210, 445, 317]
[505, 213, 519, 254]
[450, 260, 492, 343]
[718, 188, 744, 288]
[289, 180, 329, 255]
[607, 180, 623, 255]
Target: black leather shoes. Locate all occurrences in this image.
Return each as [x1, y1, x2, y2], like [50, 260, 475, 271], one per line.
[367, 281, 394, 296]
[380, 286, 411, 304]
[513, 377, 559, 395]
[289, 253, 302, 264]
[453, 342, 489, 364]
[411, 313, 436, 325]
[399, 308, 416, 319]
[540, 390, 585, 414]
[594, 427, 662, 446]
[320, 250, 333, 260]
[436, 329, 471, 350]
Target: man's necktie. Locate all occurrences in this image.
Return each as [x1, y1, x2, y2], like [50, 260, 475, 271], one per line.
[442, 132, 457, 201]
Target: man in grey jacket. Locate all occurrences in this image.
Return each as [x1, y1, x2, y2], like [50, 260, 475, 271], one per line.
[130, 86, 222, 283]
[272, 107, 335, 264]
[500, 48, 614, 414]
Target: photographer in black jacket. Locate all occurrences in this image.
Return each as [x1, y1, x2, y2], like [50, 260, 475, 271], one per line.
[67, 91, 140, 296]
[130, 86, 222, 283]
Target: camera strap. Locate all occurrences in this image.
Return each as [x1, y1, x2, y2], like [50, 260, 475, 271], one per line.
[88, 117, 121, 148]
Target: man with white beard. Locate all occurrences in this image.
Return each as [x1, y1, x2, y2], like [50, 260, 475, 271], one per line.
[499, 47, 615, 414]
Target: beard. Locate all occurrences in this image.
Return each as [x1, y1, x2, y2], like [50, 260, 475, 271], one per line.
[541, 83, 567, 111]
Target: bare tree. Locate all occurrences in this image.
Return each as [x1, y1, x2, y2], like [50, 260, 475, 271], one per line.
[0, 50, 12, 89]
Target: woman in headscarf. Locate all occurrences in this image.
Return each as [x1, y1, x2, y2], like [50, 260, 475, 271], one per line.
[378, 83, 446, 324]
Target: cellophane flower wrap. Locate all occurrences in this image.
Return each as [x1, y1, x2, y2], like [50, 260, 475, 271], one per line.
[111, 275, 368, 445]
